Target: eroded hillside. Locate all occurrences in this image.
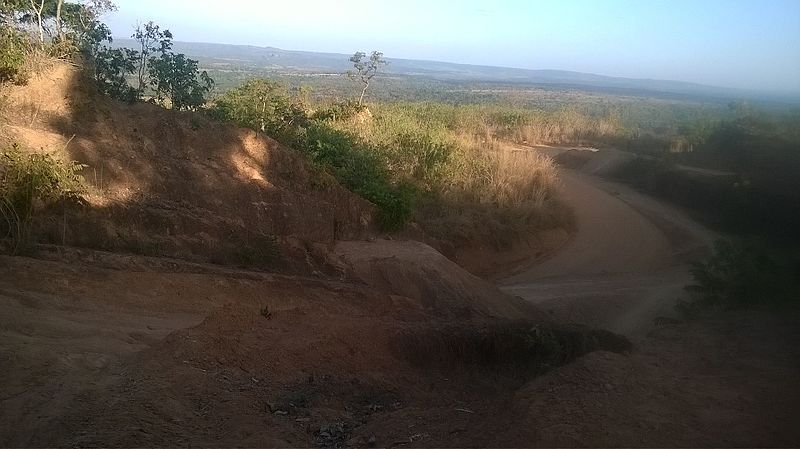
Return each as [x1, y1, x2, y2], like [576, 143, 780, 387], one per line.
[1, 62, 375, 273]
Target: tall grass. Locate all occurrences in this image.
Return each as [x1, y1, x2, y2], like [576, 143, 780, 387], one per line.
[354, 102, 622, 147]
[212, 80, 579, 247]
[330, 102, 572, 247]
[0, 144, 85, 253]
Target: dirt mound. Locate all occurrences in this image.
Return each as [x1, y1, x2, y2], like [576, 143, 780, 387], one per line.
[334, 239, 544, 319]
[1, 62, 375, 273]
[0, 251, 632, 447]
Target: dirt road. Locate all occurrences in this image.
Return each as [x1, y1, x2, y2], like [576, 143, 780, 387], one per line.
[501, 146, 716, 335]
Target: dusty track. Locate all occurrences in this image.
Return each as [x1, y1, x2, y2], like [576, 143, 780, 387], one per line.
[501, 146, 716, 335]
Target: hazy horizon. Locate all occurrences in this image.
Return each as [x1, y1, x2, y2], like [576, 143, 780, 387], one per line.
[106, 0, 800, 93]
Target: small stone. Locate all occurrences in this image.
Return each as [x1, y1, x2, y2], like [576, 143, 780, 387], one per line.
[368, 435, 377, 447]
[273, 410, 289, 416]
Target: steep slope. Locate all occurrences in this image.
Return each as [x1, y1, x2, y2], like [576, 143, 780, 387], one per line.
[0, 61, 374, 273]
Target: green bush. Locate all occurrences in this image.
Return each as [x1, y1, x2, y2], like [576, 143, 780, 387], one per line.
[678, 239, 799, 315]
[210, 78, 308, 145]
[0, 26, 31, 84]
[311, 100, 365, 121]
[0, 144, 85, 253]
[302, 123, 413, 230]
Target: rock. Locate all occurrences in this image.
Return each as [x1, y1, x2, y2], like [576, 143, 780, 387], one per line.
[368, 435, 377, 447]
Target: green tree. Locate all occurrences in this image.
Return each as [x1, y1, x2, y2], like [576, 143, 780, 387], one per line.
[59, 0, 116, 53]
[348, 50, 387, 106]
[132, 20, 172, 94]
[0, 1, 28, 24]
[0, 0, 115, 54]
[148, 51, 213, 110]
[93, 45, 138, 102]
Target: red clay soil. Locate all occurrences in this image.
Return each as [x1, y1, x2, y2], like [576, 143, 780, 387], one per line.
[2, 246, 799, 447]
[1, 62, 375, 274]
[0, 249, 619, 447]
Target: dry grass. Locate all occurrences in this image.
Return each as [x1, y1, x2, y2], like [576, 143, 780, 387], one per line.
[328, 103, 575, 248]
[425, 139, 571, 248]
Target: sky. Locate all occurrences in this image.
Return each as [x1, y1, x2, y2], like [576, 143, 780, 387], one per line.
[105, 0, 800, 92]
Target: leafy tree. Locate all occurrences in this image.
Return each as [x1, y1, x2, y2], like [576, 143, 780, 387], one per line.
[348, 50, 387, 106]
[132, 20, 172, 93]
[0, 1, 27, 24]
[59, 0, 116, 54]
[148, 51, 213, 110]
[0, 0, 115, 55]
[93, 45, 137, 102]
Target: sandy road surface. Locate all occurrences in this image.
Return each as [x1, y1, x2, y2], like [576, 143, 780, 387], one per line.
[501, 146, 716, 335]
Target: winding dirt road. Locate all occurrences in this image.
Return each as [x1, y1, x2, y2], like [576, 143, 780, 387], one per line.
[501, 146, 716, 335]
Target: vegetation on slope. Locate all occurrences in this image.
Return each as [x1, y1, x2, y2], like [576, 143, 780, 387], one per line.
[0, 144, 84, 253]
[210, 84, 571, 245]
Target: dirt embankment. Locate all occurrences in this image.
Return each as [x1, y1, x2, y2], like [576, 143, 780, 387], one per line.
[1, 62, 374, 274]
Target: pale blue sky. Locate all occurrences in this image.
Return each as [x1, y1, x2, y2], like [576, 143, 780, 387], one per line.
[105, 0, 800, 92]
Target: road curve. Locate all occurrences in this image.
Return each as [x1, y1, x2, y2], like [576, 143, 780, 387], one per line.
[500, 147, 716, 336]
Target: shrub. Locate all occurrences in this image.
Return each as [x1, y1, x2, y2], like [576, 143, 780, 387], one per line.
[0, 144, 85, 253]
[0, 26, 31, 84]
[678, 239, 799, 315]
[302, 123, 413, 230]
[335, 103, 568, 245]
[311, 100, 365, 121]
[210, 78, 308, 145]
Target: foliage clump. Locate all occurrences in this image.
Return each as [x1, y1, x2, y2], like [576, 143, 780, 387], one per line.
[0, 25, 31, 84]
[0, 2, 215, 108]
[677, 239, 800, 315]
[91, 20, 214, 109]
[210, 79, 307, 144]
[0, 144, 85, 253]
[148, 51, 214, 110]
